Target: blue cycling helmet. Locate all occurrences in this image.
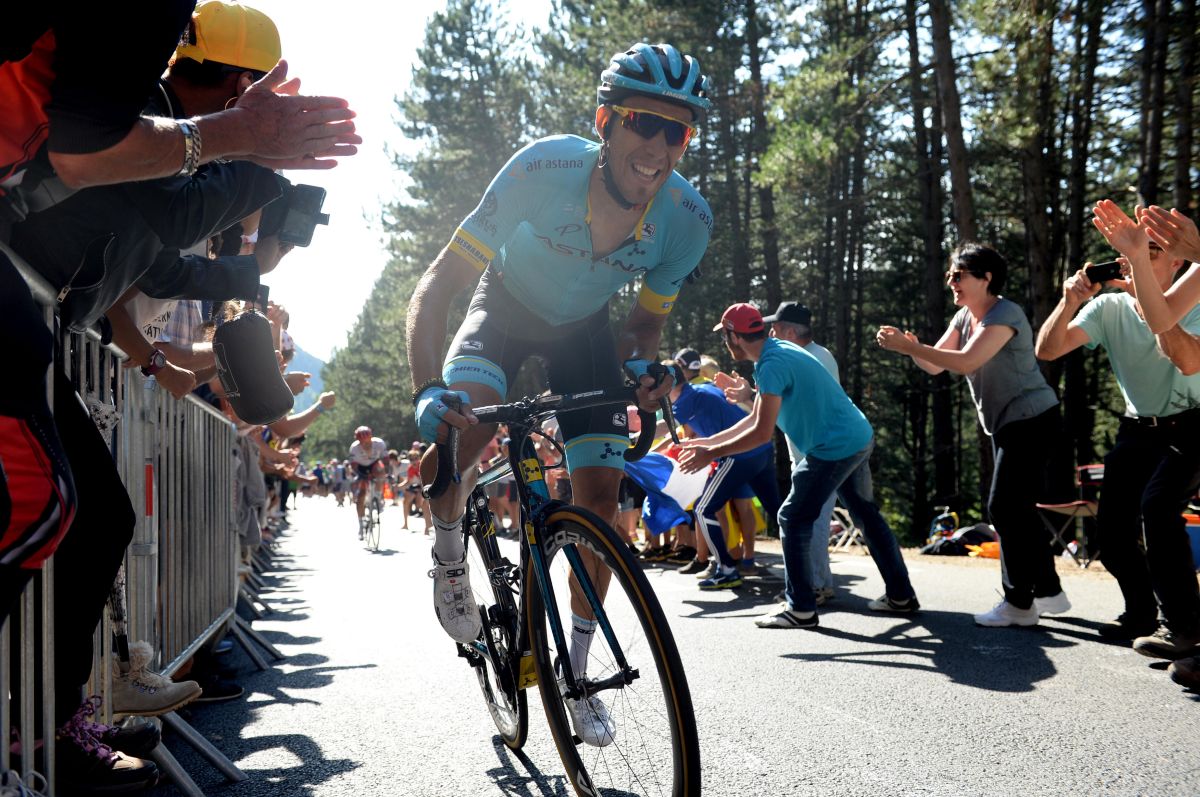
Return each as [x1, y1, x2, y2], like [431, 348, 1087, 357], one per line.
[598, 43, 713, 124]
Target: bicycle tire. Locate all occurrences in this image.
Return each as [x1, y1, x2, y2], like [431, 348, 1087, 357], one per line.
[525, 506, 700, 797]
[367, 497, 382, 551]
[464, 510, 528, 749]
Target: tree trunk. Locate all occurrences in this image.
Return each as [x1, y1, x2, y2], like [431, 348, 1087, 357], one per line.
[1139, 0, 1169, 205]
[1175, 0, 1197, 212]
[745, 0, 782, 308]
[928, 0, 977, 241]
[717, 82, 751, 292]
[1063, 0, 1102, 473]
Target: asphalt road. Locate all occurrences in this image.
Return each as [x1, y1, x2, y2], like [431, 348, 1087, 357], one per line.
[158, 497, 1200, 797]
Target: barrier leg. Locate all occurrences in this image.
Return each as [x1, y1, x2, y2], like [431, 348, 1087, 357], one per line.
[233, 616, 285, 661]
[237, 587, 266, 619]
[228, 621, 270, 672]
[160, 711, 247, 783]
[148, 743, 208, 797]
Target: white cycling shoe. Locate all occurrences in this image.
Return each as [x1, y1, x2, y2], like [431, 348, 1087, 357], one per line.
[565, 692, 617, 747]
[429, 556, 482, 644]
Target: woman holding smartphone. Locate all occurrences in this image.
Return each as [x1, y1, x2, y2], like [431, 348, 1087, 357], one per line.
[876, 243, 1069, 627]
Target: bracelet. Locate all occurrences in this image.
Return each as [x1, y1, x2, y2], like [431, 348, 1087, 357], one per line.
[177, 120, 201, 177]
[315, 404, 327, 415]
[411, 377, 448, 405]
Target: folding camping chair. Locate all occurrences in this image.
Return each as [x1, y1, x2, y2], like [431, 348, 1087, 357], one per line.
[1035, 464, 1104, 568]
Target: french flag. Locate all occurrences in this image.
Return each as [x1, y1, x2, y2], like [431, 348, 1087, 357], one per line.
[624, 445, 711, 536]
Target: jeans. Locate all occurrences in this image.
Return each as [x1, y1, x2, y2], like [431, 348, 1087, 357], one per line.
[989, 407, 1063, 610]
[777, 439, 915, 612]
[1096, 414, 1200, 634]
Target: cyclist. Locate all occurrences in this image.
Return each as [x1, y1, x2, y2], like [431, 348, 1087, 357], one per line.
[406, 43, 713, 746]
[349, 425, 388, 539]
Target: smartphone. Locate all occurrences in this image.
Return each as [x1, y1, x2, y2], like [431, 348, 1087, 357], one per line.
[279, 184, 330, 247]
[1084, 260, 1123, 283]
[256, 283, 270, 308]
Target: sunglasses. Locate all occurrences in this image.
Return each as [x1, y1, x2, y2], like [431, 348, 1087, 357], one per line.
[604, 105, 696, 148]
[945, 270, 982, 283]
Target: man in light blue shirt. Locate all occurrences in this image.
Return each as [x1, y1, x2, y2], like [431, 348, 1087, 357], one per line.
[679, 303, 917, 629]
[1036, 241, 1200, 660]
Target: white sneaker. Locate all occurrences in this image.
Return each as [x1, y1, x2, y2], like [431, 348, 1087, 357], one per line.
[1034, 591, 1071, 615]
[565, 693, 617, 747]
[429, 556, 481, 644]
[974, 599, 1039, 627]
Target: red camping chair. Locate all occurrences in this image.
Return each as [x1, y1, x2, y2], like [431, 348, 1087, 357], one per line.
[1036, 464, 1103, 568]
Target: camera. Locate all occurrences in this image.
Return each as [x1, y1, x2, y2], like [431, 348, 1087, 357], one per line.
[276, 184, 330, 247]
[1084, 260, 1123, 283]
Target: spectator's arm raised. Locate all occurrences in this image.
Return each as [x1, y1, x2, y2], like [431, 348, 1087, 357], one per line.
[1035, 268, 1102, 361]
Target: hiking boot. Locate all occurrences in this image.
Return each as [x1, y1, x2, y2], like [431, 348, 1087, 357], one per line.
[1132, 626, 1200, 660]
[194, 677, 245, 704]
[1168, 656, 1200, 690]
[66, 698, 161, 759]
[1097, 613, 1159, 641]
[429, 555, 481, 644]
[868, 594, 921, 613]
[1033, 591, 1071, 616]
[57, 702, 159, 795]
[110, 641, 202, 717]
[973, 599, 1038, 628]
[695, 562, 719, 580]
[698, 569, 743, 590]
[665, 546, 696, 565]
[738, 559, 764, 576]
[755, 606, 818, 629]
[676, 558, 708, 575]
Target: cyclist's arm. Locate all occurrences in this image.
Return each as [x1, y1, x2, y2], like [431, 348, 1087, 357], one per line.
[405, 247, 484, 388]
[615, 303, 670, 364]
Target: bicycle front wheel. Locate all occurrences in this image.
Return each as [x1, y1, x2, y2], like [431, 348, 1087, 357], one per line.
[526, 506, 700, 797]
[367, 498, 382, 551]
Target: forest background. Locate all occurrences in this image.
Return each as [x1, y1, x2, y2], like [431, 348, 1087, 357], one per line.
[303, 0, 1199, 542]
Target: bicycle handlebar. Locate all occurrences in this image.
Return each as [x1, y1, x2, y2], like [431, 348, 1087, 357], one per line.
[423, 380, 678, 500]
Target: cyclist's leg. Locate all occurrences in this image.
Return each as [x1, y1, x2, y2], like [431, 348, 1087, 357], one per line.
[428, 274, 530, 642]
[544, 304, 629, 680]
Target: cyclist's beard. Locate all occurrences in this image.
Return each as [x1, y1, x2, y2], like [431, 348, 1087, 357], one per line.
[597, 142, 639, 211]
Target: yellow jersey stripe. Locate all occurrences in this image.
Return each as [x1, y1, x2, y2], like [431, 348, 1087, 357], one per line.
[448, 227, 495, 272]
[637, 283, 678, 315]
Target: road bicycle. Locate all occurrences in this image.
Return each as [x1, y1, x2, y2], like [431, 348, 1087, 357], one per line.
[426, 378, 700, 797]
[361, 478, 383, 552]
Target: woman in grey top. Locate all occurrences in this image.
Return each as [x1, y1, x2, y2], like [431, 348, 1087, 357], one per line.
[876, 243, 1069, 627]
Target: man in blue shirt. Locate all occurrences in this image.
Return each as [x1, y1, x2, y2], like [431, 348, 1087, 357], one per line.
[667, 363, 781, 589]
[679, 303, 918, 628]
[1036, 238, 1200, 661]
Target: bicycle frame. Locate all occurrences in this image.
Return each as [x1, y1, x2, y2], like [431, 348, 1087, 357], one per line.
[463, 389, 655, 702]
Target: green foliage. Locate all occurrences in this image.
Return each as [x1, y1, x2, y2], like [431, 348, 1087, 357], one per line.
[318, 0, 1187, 542]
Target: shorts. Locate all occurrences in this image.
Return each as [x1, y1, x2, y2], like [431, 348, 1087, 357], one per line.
[618, 475, 646, 511]
[443, 269, 629, 473]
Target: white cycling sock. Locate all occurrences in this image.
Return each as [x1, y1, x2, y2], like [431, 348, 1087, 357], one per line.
[569, 614, 598, 680]
[430, 512, 465, 564]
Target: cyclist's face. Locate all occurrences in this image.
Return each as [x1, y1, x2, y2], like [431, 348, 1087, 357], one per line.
[603, 96, 694, 205]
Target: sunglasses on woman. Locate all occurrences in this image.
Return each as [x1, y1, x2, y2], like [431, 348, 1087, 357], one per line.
[945, 270, 983, 283]
[602, 104, 696, 148]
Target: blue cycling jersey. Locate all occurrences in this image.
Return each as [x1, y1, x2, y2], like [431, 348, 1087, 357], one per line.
[448, 135, 713, 326]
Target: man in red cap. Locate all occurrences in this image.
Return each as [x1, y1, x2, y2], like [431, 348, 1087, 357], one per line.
[679, 303, 918, 628]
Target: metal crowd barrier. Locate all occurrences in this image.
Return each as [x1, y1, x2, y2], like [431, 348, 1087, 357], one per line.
[2, 244, 245, 795]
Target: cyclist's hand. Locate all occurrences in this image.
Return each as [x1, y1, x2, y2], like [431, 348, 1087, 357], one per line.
[624, 359, 674, 413]
[415, 386, 475, 442]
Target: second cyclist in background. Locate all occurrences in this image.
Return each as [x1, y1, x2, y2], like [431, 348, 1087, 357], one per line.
[349, 425, 388, 539]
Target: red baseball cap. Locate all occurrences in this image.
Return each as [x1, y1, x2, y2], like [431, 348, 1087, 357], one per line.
[713, 303, 764, 334]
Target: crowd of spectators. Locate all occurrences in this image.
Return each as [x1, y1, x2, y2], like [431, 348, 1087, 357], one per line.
[0, 1, 357, 793]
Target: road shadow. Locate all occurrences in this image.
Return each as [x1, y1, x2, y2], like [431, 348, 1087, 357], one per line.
[779, 608, 1074, 692]
[678, 568, 867, 619]
[484, 738, 572, 796]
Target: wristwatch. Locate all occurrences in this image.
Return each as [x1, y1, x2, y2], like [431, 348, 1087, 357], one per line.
[141, 349, 168, 377]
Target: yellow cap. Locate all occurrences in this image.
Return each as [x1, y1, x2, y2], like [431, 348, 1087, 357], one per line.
[175, 1, 281, 73]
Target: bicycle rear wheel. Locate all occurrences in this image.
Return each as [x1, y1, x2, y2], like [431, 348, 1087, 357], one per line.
[526, 506, 700, 797]
[463, 508, 528, 749]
